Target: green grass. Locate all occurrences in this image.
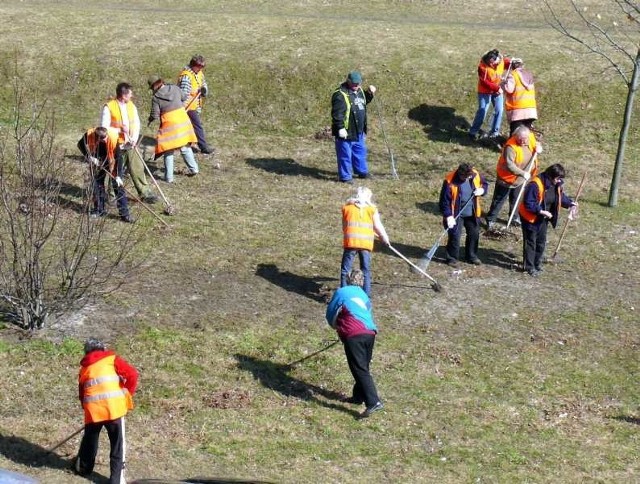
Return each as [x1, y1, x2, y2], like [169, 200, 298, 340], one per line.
[0, 1, 639, 483]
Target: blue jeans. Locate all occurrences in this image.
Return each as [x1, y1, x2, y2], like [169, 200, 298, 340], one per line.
[164, 146, 199, 182]
[187, 110, 212, 152]
[470, 93, 504, 136]
[335, 133, 368, 181]
[340, 249, 372, 296]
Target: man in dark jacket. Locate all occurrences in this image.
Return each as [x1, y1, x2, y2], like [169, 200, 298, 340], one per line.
[73, 339, 138, 484]
[519, 164, 578, 276]
[147, 75, 199, 183]
[439, 163, 489, 267]
[331, 71, 376, 183]
[326, 269, 383, 419]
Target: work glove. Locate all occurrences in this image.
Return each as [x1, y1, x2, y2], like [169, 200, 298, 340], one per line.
[338, 128, 348, 139]
[446, 216, 456, 229]
[534, 144, 543, 154]
[568, 203, 579, 221]
[200, 86, 208, 97]
[522, 171, 531, 181]
[88, 156, 100, 166]
[510, 57, 523, 68]
[368, 85, 377, 95]
[115, 176, 124, 187]
[473, 187, 485, 197]
[539, 210, 552, 219]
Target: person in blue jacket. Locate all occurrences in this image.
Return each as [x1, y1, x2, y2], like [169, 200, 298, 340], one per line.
[326, 269, 383, 418]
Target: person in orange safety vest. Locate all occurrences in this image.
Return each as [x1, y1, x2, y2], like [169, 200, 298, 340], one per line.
[485, 125, 542, 229]
[147, 75, 199, 183]
[439, 163, 488, 267]
[503, 59, 538, 136]
[177, 54, 215, 155]
[341, 187, 390, 296]
[73, 338, 138, 484]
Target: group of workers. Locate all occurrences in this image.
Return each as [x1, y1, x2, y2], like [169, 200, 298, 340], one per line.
[67, 52, 581, 483]
[77, 55, 214, 222]
[329, 51, 580, 422]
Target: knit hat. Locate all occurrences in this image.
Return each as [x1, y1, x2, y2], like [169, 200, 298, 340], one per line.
[347, 71, 362, 85]
[84, 338, 106, 354]
[147, 75, 162, 89]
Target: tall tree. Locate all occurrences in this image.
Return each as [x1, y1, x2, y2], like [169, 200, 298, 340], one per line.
[544, 0, 640, 207]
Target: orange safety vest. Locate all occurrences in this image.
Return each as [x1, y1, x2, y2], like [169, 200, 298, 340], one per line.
[105, 99, 139, 143]
[496, 133, 539, 185]
[477, 59, 505, 94]
[178, 69, 204, 111]
[85, 127, 119, 162]
[519, 176, 562, 224]
[505, 70, 536, 111]
[444, 169, 483, 217]
[79, 355, 133, 424]
[155, 108, 198, 155]
[342, 203, 377, 251]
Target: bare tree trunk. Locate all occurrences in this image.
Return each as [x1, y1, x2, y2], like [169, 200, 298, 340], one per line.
[608, 48, 640, 207]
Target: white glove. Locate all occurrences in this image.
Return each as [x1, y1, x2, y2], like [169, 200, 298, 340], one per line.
[568, 204, 579, 221]
[510, 57, 523, 66]
[115, 176, 124, 187]
[473, 187, 485, 197]
[539, 210, 552, 219]
[522, 171, 531, 181]
[338, 128, 348, 139]
[534, 144, 543, 154]
[368, 85, 377, 94]
[89, 156, 100, 166]
[446, 216, 456, 229]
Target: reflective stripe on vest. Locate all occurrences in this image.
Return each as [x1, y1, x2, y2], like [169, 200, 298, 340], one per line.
[335, 87, 364, 131]
[444, 169, 482, 217]
[496, 134, 538, 185]
[342, 204, 376, 251]
[518, 177, 544, 223]
[477, 60, 505, 94]
[505, 70, 536, 111]
[79, 355, 131, 424]
[178, 69, 203, 111]
[155, 108, 198, 155]
[105, 99, 138, 143]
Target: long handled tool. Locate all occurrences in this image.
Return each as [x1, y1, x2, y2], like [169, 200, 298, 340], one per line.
[96, 164, 170, 228]
[42, 425, 84, 458]
[372, 96, 399, 180]
[132, 146, 176, 215]
[551, 171, 587, 262]
[388, 244, 442, 292]
[506, 151, 538, 229]
[284, 340, 340, 370]
[418, 196, 475, 270]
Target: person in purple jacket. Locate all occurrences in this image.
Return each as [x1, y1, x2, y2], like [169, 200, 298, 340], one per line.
[326, 269, 383, 418]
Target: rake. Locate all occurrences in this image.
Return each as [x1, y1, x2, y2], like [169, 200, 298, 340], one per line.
[388, 244, 442, 292]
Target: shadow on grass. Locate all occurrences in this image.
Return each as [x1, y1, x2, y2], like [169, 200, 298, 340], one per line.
[415, 200, 441, 216]
[246, 158, 335, 180]
[0, 432, 108, 483]
[255, 263, 334, 303]
[611, 415, 640, 425]
[407, 104, 471, 144]
[234, 354, 360, 418]
[132, 477, 275, 483]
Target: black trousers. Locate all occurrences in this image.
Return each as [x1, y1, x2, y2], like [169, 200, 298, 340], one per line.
[76, 417, 126, 484]
[343, 334, 380, 408]
[446, 215, 480, 262]
[521, 220, 548, 272]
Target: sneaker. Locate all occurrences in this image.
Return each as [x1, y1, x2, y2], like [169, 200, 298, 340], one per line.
[360, 401, 384, 418]
[447, 259, 459, 268]
[120, 215, 135, 223]
[512, 219, 522, 228]
[200, 147, 216, 155]
[339, 179, 354, 184]
[526, 269, 540, 277]
[485, 219, 496, 230]
[143, 194, 158, 204]
[342, 396, 365, 405]
[186, 171, 198, 177]
[535, 265, 544, 273]
[357, 173, 372, 179]
[468, 258, 482, 266]
[89, 211, 107, 219]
